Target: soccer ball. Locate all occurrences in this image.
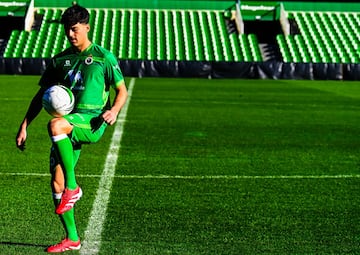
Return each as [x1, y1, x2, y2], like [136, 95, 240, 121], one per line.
[42, 85, 75, 117]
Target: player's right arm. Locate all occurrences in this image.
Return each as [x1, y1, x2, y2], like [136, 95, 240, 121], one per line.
[16, 87, 46, 150]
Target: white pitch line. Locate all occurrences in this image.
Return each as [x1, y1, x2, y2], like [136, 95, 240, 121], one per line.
[112, 174, 360, 179]
[79, 78, 136, 255]
[1, 172, 360, 179]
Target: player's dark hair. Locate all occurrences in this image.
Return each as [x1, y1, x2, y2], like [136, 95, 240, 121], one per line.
[61, 5, 89, 27]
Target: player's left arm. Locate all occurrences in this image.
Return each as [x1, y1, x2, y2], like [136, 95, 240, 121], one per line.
[102, 81, 128, 125]
[101, 53, 128, 125]
[16, 87, 46, 150]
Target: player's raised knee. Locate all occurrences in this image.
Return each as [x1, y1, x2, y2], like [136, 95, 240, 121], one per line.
[48, 117, 73, 136]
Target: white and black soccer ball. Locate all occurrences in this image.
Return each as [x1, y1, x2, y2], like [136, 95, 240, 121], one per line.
[42, 85, 75, 117]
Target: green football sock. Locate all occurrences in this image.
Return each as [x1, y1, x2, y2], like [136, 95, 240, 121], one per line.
[52, 134, 77, 190]
[62, 208, 79, 241]
[53, 193, 79, 241]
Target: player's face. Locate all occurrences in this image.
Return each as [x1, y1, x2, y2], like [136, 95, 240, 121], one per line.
[65, 23, 90, 51]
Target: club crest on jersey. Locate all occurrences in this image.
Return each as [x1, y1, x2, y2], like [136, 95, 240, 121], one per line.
[64, 60, 71, 67]
[85, 55, 93, 65]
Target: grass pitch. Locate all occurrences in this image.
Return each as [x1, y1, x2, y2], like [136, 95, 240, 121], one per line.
[0, 75, 359, 254]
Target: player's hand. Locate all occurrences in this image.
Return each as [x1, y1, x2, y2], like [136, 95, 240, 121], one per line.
[16, 128, 27, 151]
[102, 110, 118, 126]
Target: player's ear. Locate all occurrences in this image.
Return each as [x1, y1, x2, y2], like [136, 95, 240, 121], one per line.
[86, 24, 90, 32]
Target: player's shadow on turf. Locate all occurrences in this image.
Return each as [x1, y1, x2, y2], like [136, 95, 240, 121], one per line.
[0, 241, 48, 248]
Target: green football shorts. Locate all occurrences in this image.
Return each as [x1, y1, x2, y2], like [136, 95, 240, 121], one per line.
[64, 113, 108, 145]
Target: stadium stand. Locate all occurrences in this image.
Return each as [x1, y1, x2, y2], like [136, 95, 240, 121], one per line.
[0, 1, 276, 61]
[277, 11, 360, 63]
[0, 0, 359, 79]
[2, 8, 264, 62]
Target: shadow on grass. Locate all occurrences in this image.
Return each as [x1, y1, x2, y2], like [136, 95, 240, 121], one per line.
[0, 241, 48, 249]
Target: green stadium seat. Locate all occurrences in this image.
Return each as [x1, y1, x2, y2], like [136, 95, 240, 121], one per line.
[206, 11, 223, 61]
[189, 11, 204, 61]
[53, 9, 62, 20]
[88, 9, 96, 40]
[135, 10, 145, 59]
[155, 10, 166, 60]
[118, 10, 129, 59]
[13, 31, 29, 58]
[199, 11, 215, 61]
[182, 11, 195, 61]
[238, 34, 249, 61]
[248, 34, 262, 62]
[276, 34, 291, 62]
[294, 35, 310, 63]
[162, 10, 173, 60]
[99, 9, 112, 50]
[214, 11, 233, 61]
[23, 30, 38, 58]
[3, 30, 20, 57]
[147, 10, 157, 60]
[228, 33, 242, 62]
[109, 10, 120, 55]
[43, 8, 53, 21]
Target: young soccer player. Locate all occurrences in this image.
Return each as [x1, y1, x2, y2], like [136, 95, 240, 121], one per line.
[15, 5, 128, 253]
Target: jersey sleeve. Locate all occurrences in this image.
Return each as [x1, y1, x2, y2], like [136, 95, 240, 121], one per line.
[104, 52, 124, 89]
[39, 58, 66, 88]
[38, 59, 58, 88]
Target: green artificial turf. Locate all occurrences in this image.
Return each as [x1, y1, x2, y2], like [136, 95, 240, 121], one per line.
[0, 75, 359, 254]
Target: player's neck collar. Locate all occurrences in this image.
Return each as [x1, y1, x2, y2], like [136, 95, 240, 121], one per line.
[73, 41, 93, 54]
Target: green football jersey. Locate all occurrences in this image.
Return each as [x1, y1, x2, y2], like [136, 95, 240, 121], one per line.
[39, 43, 124, 115]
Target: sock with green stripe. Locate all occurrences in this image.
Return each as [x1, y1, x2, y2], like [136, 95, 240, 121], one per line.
[53, 193, 79, 242]
[52, 134, 77, 190]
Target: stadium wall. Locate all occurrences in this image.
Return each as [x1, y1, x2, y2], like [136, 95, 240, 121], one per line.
[1, 58, 359, 80]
